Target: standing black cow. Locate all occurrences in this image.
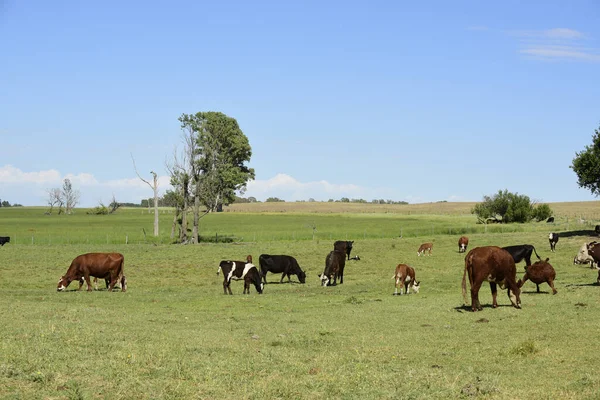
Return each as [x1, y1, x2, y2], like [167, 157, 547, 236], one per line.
[549, 233, 559, 252]
[502, 245, 542, 267]
[0, 236, 10, 246]
[259, 254, 306, 284]
[334, 240, 354, 260]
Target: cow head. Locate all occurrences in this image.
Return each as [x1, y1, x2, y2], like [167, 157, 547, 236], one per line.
[318, 273, 330, 286]
[297, 270, 306, 284]
[56, 276, 71, 291]
[412, 281, 421, 294]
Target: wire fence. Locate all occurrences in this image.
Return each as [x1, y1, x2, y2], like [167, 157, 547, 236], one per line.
[4, 219, 598, 245]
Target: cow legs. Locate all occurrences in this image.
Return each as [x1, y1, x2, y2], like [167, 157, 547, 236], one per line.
[243, 281, 250, 294]
[223, 280, 233, 295]
[489, 282, 498, 308]
[547, 280, 557, 295]
[470, 281, 483, 311]
[536, 284, 540, 293]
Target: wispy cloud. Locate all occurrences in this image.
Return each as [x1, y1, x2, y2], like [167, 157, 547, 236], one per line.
[512, 28, 600, 62]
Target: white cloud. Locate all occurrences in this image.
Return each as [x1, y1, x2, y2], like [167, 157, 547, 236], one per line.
[0, 165, 172, 207]
[245, 173, 364, 201]
[512, 28, 600, 62]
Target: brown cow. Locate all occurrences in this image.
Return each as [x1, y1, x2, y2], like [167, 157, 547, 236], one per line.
[319, 250, 346, 286]
[458, 236, 469, 253]
[392, 264, 420, 295]
[585, 243, 600, 284]
[517, 258, 557, 294]
[417, 242, 433, 256]
[462, 246, 521, 311]
[57, 253, 126, 292]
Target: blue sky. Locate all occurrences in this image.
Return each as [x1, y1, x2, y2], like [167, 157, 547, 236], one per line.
[1, 0, 599, 207]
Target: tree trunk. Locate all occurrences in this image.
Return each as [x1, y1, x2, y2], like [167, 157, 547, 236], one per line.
[170, 207, 178, 240]
[192, 188, 200, 244]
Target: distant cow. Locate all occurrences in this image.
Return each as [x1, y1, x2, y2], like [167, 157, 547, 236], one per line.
[502, 244, 541, 267]
[549, 233, 559, 252]
[462, 246, 521, 312]
[217, 260, 263, 295]
[259, 254, 306, 284]
[573, 242, 598, 268]
[0, 236, 9, 246]
[334, 240, 354, 260]
[546, 217, 554, 223]
[517, 258, 557, 295]
[417, 242, 433, 256]
[319, 250, 346, 286]
[458, 236, 469, 253]
[392, 264, 420, 295]
[57, 253, 127, 292]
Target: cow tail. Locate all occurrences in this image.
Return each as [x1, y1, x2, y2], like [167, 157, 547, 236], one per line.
[532, 246, 541, 261]
[216, 266, 221, 275]
[462, 254, 470, 305]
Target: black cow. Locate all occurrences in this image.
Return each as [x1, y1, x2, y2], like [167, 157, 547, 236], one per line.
[319, 250, 346, 286]
[595, 225, 600, 235]
[549, 233, 559, 252]
[0, 236, 10, 246]
[259, 254, 306, 284]
[217, 260, 263, 295]
[546, 217, 554, 223]
[502, 245, 541, 267]
[334, 240, 354, 260]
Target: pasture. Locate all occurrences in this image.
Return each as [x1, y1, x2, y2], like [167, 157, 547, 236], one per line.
[1, 203, 600, 399]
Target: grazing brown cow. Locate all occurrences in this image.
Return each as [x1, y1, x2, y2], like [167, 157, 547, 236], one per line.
[458, 236, 469, 253]
[517, 258, 557, 294]
[319, 250, 346, 286]
[57, 253, 127, 292]
[392, 264, 420, 295]
[462, 246, 521, 311]
[417, 242, 433, 256]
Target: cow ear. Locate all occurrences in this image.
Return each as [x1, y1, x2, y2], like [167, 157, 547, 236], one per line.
[545, 258, 550, 262]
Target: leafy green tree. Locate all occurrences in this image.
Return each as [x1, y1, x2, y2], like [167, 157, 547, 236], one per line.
[266, 197, 284, 202]
[175, 112, 254, 243]
[532, 203, 553, 222]
[571, 124, 600, 196]
[472, 189, 552, 223]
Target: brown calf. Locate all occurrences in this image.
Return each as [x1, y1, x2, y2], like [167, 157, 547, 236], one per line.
[458, 236, 469, 253]
[462, 246, 521, 311]
[517, 258, 557, 294]
[417, 242, 433, 256]
[392, 264, 420, 295]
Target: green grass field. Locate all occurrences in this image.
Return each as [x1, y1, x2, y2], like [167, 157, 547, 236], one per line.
[1, 203, 600, 399]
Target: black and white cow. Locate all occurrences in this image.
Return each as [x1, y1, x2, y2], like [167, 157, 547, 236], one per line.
[217, 260, 263, 295]
[502, 245, 541, 267]
[549, 233, 559, 252]
[0, 236, 10, 246]
[334, 240, 354, 260]
[259, 254, 306, 284]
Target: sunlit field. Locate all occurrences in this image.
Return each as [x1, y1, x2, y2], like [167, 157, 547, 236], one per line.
[1, 202, 600, 399]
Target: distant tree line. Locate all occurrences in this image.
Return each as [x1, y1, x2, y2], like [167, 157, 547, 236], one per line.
[0, 200, 23, 207]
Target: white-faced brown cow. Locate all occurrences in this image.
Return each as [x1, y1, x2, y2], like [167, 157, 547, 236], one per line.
[417, 242, 433, 256]
[392, 264, 420, 295]
[517, 258, 557, 295]
[549, 233, 559, 252]
[57, 253, 127, 292]
[462, 246, 521, 312]
[217, 260, 263, 295]
[458, 236, 469, 253]
[319, 249, 346, 286]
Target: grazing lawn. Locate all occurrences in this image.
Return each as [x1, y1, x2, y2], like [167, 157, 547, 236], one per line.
[0, 203, 599, 399]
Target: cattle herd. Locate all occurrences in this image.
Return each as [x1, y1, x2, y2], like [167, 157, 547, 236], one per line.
[0, 228, 597, 311]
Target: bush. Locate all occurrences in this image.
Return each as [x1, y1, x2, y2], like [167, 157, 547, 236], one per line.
[472, 190, 553, 223]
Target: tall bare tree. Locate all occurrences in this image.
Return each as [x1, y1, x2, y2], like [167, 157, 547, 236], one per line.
[46, 188, 63, 214]
[132, 154, 159, 237]
[62, 178, 80, 214]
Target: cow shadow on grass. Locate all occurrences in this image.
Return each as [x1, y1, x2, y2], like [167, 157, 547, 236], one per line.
[564, 283, 599, 288]
[555, 229, 599, 239]
[453, 304, 516, 313]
